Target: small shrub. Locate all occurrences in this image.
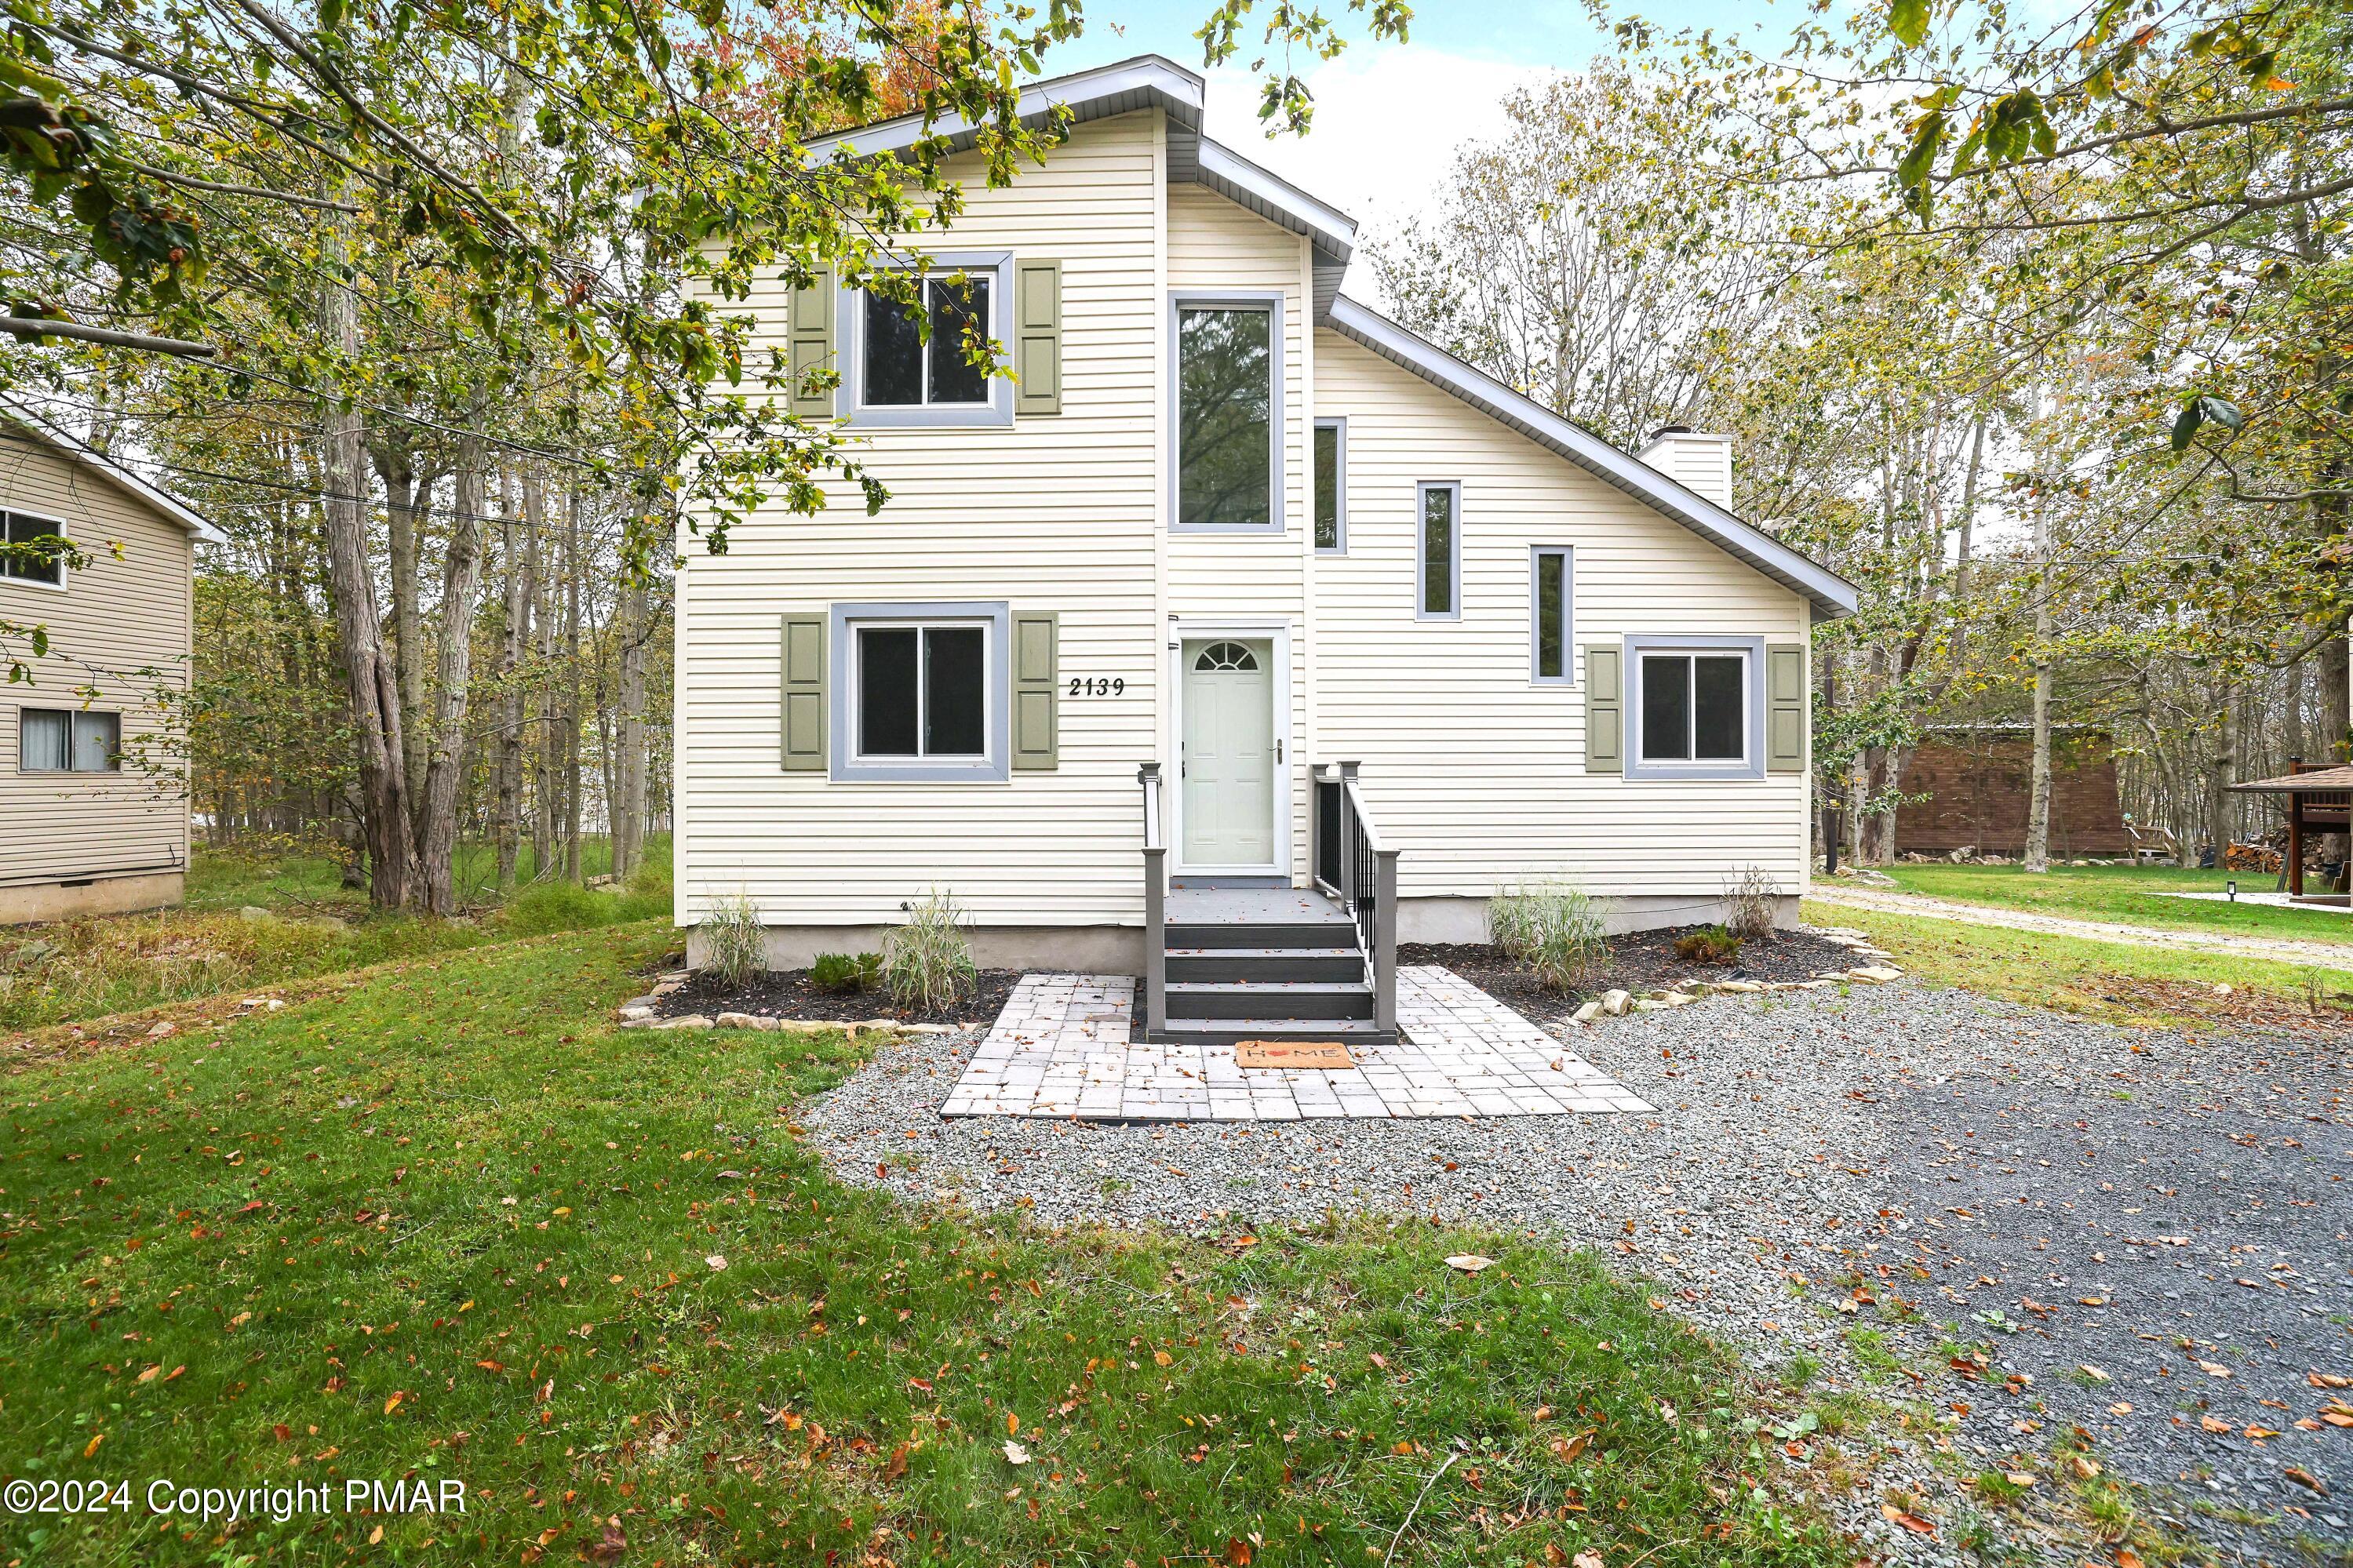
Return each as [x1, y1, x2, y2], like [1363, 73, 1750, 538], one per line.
[698, 893, 767, 989]
[810, 950, 883, 995]
[1488, 879, 1612, 994]
[1723, 864, 1781, 942]
[1674, 924, 1742, 964]
[884, 889, 978, 1013]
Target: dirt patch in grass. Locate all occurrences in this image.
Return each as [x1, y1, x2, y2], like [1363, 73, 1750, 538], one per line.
[657, 966, 1025, 1027]
[1403, 926, 1864, 1021]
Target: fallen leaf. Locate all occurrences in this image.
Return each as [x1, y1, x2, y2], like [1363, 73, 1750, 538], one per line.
[586, 1519, 626, 1563]
[1444, 1254, 1492, 1273]
[883, 1445, 909, 1483]
[1226, 1540, 1253, 1566]
[82, 1434, 102, 1458]
[2200, 1414, 2232, 1433]
[2310, 1373, 2351, 1390]
[2198, 1360, 2232, 1379]
[1549, 1429, 1594, 1464]
[2116, 1551, 2144, 1568]
[368, 1525, 384, 1545]
[2077, 1363, 2108, 1383]
[2284, 1466, 2327, 1496]
[1007, 1413, 1019, 1436]
[1003, 1440, 1030, 1466]
[1572, 1553, 1603, 1568]
[1153, 1350, 1173, 1367]
[1880, 1502, 1935, 1535]
[2070, 1455, 2100, 1480]
[384, 1391, 406, 1416]
[136, 1365, 160, 1384]
[705, 1254, 727, 1271]
[2003, 1471, 2036, 1487]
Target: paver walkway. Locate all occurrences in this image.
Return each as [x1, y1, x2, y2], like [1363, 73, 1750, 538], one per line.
[1806, 884, 2353, 972]
[939, 968, 1651, 1122]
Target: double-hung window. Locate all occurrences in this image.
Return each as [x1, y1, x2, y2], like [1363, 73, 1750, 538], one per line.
[1173, 297, 1280, 529]
[1637, 650, 1747, 765]
[1531, 547, 1571, 682]
[0, 511, 65, 586]
[831, 602, 1011, 782]
[20, 707, 118, 772]
[1415, 482, 1461, 620]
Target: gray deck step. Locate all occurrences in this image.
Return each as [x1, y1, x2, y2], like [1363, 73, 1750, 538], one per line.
[1165, 920, 1354, 951]
[1164, 946, 1364, 983]
[1165, 980, 1374, 1020]
[1149, 1016, 1397, 1048]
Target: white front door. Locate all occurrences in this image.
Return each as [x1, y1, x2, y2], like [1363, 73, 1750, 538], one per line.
[1182, 638, 1276, 868]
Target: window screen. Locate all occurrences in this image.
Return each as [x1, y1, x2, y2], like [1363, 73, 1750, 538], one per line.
[1533, 549, 1567, 680]
[1419, 484, 1457, 617]
[857, 624, 987, 760]
[1313, 422, 1342, 551]
[1640, 654, 1746, 762]
[863, 276, 993, 407]
[1, 512, 63, 584]
[1176, 307, 1273, 526]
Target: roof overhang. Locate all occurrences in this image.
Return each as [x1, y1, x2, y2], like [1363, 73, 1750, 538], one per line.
[810, 55, 1357, 320]
[1326, 297, 1859, 619]
[2232, 766, 2353, 794]
[0, 395, 208, 535]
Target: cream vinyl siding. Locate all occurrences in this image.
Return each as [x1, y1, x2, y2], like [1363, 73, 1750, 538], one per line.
[676, 111, 1165, 927]
[0, 434, 192, 888]
[1164, 184, 1310, 874]
[1310, 329, 1810, 899]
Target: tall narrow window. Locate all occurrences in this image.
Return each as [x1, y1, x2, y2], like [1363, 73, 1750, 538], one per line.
[861, 275, 993, 407]
[1175, 304, 1275, 527]
[1532, 547, 1571, 682]
[1637, 652, 1747, 763]
[1, 511, 64, 585]
[1313, 418, 1345, 552]
[1416, 482, 1460, 620]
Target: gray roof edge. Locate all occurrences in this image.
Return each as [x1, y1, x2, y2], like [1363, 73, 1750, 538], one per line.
[1325, 297, 1859, 618]
[0, 395, 208, 536]
[809, 55, 1206, 158]
[1193, 136, 1358, 255]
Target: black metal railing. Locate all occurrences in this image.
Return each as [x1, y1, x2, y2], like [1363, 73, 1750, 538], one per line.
[1313, 774, 1343, 893]
[1315, 761, 1398, 1033]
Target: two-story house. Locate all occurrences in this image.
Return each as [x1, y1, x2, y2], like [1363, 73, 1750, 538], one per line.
[676, 55, 1858, 1043]
[0, 406, 199, 922]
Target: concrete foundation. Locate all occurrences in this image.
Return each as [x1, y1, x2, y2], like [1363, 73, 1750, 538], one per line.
[0, 868, 184, 926]
[683, 892, 1800, 974]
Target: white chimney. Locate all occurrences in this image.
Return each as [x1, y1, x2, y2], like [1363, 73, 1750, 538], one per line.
[1637, 426, 1734, 509]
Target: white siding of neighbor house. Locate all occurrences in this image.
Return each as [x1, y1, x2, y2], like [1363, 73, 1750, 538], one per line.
[676, 110, 1167, 929]
[0, 432, 192, 889]
[1309, 329, 1812, 900]
[1164, 183, 1311, 876]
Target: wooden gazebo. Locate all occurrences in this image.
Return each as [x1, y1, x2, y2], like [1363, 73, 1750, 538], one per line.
[2230, 759, 2353, 899]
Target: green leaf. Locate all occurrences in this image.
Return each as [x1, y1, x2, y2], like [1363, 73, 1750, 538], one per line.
[2197, 395, 2244, 433]
[1888, 0, 1931, 48]
[2169, 402, 2204, 452]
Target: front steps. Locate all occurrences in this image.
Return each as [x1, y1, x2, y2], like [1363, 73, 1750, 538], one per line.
[1150, 884, 1395, 1046]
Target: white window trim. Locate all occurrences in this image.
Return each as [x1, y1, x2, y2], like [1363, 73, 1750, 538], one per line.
[1313, 416, 1346, 554]
[1414, 480, 1462, 622]
[837, 252, 1016, 428]
[18, 705, 119, 773]
[1168, 290, 1287, 533]
[1, 508, 70, 594]
[828, 601, 1011, 783]
[1530, 544, 1572, 685]
[1623, 635, 1766, 782]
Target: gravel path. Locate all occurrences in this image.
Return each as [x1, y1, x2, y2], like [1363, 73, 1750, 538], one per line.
[801, 979, 2351, 1564]
[1805, 886, 2353, 972]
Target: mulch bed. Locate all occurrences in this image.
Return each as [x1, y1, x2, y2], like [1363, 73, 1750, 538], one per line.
[1401, 925, 1865, 1021]
[653, 967, 1025, 1028]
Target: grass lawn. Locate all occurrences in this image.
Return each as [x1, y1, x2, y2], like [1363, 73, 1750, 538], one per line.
[0, 921, 1848, 1566]
[1878, 862, 2353, 945]
[1806, 900, 2353, 1031]
[0, 841, 673, 1035]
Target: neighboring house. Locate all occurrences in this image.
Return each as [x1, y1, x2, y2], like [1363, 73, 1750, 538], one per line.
[0, 410, 201, 923]
[676, 56, 1858, 1039]
[1896, 726, 2132, 860]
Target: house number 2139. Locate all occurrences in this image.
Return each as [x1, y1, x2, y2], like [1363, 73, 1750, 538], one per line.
[1067, 677, 1126, 697]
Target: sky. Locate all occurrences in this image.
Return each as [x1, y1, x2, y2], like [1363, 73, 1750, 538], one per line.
[1040, 2, 1779, 231]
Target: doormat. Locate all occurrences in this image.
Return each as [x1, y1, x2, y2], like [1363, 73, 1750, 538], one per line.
[1235, 1042, 1356, 1069]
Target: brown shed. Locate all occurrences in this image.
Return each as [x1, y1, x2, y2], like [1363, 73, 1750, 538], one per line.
[1894, 727, 2132, 859]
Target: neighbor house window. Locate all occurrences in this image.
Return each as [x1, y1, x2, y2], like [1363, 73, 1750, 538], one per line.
[1174, 299, 1280, 528]
[1, 511, 64, 585]
[830, 602, 1011, 783]
[1638, 651, 1747, 763]
[1313, 418, 1346, 551]
[862, 275, 992, 407]
[20, 707, 118, 772]
[1415, 482, 1461, 620]
[1531, 547, 1572, 682]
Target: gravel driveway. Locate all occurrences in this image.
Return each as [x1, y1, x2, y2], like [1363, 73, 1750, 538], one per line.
[801, 977, 2351, 1565]
[1806, 884, 2353, 973]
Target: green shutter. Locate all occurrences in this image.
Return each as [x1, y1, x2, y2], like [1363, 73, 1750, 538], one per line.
[1011, 612, 1058, 770]
[787, 265, 834, 420]
[1766, 642, 1807, 773]
[1585, 644, 1622, 773]
[780, 613, 827, 773]
[1013, 260, 1062, 416]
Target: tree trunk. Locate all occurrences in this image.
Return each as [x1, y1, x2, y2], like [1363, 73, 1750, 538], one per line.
[614, 570, 648, 880]
[316, 206, 410, 908]
[372, 439, 428, 831]
[2206, 690, 2236, 871]
[414, 442, 487, 916]
[2023, 496, 2054, 875]
[527, 472, 555, 878]
[494, 468, 526, 891]
[563, 486, 585, 881]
